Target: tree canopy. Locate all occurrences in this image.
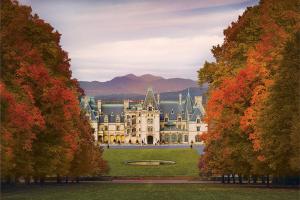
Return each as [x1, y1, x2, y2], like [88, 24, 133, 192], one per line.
[198, 0, 300, 180]
[1, 0, 108, 182]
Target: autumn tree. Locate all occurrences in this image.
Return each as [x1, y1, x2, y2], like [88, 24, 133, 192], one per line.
[258, 31, 300, 180]
[198, 0, 300, 183]
[1, 0, 108, 183]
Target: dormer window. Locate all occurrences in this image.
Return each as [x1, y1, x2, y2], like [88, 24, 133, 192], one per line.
[104, 115, 108, 123]
[164, 118, 168, 122]
[148, 106, 153, 111]
[178, 117, 182, 122]
[116, 115, 120, 123]
[111, 112, 114, 117]
[171, 109, 174, 114]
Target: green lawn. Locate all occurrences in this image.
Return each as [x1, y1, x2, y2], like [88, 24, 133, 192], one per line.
[2, 183, 299, 200]
[103, 148, 199, 176]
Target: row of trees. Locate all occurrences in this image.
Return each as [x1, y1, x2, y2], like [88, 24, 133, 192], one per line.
[198, 0, 300, 184]
[1, 0, 108, 183]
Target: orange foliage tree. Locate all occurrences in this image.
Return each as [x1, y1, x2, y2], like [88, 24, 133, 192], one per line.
[198, 0, 300, 182]
[1, 0, 108, 183]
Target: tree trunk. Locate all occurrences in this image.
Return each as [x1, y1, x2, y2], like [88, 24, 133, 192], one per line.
[227, 174, 230, 183]
[232, 174, 235, 184]
[267, 175, 270, 186]
[40, 177, 45, 184]
[222, 174, 225, 184]
[65, 176, 69, 184]
[262, 176, 265, 184]
[253, 176, 257, 184]
[34, 177, 38, 184]
[76, 177, 79, 183]
[57, 174, 61, 183]
[238, 174, 242, 184]
[25, 176, 31, 184]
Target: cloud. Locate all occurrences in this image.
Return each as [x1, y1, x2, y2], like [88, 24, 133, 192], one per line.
[19, 0, 258, 81]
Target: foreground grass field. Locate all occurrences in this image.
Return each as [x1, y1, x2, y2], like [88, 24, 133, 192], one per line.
[103, 148, 199, 176]
[2, 183, 299, 200]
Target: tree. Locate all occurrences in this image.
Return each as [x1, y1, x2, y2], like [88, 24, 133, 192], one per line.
[1, 0, 108, 182]
[198, 0, 300, 182]
[259, 31, 300, 178]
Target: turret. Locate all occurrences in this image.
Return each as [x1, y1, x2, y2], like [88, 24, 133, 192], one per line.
[124, 99, 129, 111]
[97, 100, 102, 113]
[179, 93, 182, 105]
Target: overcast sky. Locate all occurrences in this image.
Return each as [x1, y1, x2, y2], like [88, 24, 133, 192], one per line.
[19, 0, 258, 81]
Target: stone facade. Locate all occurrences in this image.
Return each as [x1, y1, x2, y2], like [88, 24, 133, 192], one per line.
[80, 88, 207, 144]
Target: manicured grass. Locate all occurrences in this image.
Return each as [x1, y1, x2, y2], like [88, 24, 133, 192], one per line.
[2, 183, 299, 200]
[103, 148, 199, 176]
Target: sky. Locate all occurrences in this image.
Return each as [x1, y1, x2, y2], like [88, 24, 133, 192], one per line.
[19, 0, 258, 82]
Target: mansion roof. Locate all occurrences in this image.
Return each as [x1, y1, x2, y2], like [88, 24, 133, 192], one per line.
[80, 88, 205, 123]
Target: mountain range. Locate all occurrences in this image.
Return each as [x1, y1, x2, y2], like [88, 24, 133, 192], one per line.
[79, 74, 199, 96]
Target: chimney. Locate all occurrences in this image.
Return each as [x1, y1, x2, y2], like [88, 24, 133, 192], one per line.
[194, 96, 203, 106]
[124, 99, 129, 110]
[179, 93, 182, 105]
[97, 100, 102, 113]
[157, 93, 160, 104]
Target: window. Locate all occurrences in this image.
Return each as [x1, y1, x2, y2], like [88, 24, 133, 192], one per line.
[164, 118, 168, 122]
[178, 117, 182, 122]
[147, 126, 153, 132]
[197, 118, 201, 123]
[148, 106, 153, 111]
[195, 135, 201, 142]
[171, 134, 177, 143]
[147, 118, 153, 124]
[178, 134, 182, 143]
[104, 126, 108, 131]
[184, 135, 188, 142]
[116, 125, 120, 131]
[197, 126, 200, 131]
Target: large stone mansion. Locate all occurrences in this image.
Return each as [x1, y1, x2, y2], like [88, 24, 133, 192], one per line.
[80, 88, 207, 144]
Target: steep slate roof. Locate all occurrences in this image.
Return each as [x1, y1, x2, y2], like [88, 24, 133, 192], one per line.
[159, 101, 185, 120]
[190, 107, 203, 121]
[99, 104, 125, 123]
[158, 89, 205, 122]
[143, 87, 158, 110]
[185, 89, 193, 115]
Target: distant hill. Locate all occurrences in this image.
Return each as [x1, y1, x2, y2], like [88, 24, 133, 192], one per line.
[94, 85, 208, 105]
[79, 74, 198, 96]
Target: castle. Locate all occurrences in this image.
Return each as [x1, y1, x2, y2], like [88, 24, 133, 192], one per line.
[80, 88, 207, 144]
